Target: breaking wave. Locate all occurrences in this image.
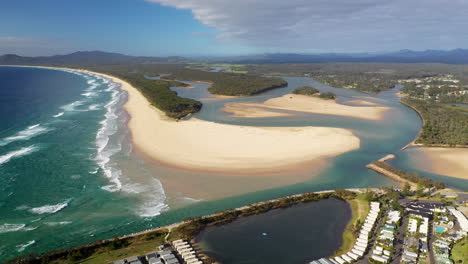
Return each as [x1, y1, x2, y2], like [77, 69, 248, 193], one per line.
[53, 112, 64, 118]
[16, 240, 35, 252]
[27, 199, 71, 215]
[95, 82, 125, 192]
[0, 224, 36, 234]
[0, 145, 39, 165]
[0, 124, 49, 146]
[45, 221, 72, 226]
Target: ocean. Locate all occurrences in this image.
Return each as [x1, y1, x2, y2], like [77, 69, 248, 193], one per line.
[0, 66, 168, 261]
[1, 66, 466, 262]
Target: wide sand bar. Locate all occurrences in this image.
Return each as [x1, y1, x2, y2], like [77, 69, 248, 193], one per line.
[224, 94, 389, 120]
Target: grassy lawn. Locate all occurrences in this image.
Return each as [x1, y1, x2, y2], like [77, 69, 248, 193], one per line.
[333, 198, 370, 256]
[451, 236, 468, 264]
[49, 230, 168, 264]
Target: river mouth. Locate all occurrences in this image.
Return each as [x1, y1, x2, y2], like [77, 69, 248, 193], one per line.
[195, 198, 351, 264]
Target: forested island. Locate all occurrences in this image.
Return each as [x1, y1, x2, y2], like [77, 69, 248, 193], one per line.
[165, 69, 287, 96]
[292, 86, 336, 99]
[292, 86, 319, 95]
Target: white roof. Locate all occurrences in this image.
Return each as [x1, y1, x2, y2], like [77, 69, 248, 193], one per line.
[352, 249, 364, 256]
[341, 255, 352, 262]
[354, 245, 367, 252]
[334, 256, 346, 264]
[347, 252, 359, 260]
[449, 208, 468, 232]
[371, 254, 388, 263]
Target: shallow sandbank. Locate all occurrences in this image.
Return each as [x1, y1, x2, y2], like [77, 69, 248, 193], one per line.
[223, 94, 389, 120]
[414, 147, 468, 180]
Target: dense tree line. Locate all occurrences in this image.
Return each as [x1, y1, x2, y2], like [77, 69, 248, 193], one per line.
[319, 92, 337, 99]
[401, 98, 468, 145]
[292, 86, 319, 95]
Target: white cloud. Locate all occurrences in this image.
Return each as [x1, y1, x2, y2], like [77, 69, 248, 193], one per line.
[148, 0, 468, 52]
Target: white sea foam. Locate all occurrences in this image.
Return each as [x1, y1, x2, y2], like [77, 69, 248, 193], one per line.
[0, 224, 26, 234]
[17, 240, 35, 252]
[61, 100, 84, 112]
[87, 104, 101, 111]
[0, 145, 39, 165]
[0, 125, 49, 146]
[28, 199, 71, 215]
[81, 92, 98, 97]
[95, 83, 125, 192]
[53, 112, 64, 118]
[45, 221, 72, 226]
[0, 224, 36, 234]
[134, 179, 169, 218]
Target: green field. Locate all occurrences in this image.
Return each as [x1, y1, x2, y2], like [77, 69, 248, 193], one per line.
[333, 197, 370, 256]
[451, 236, 468, 264]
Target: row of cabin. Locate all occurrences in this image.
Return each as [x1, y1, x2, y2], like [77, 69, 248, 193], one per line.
[172, 239, 203, 264]
[310, 202, 381, 264]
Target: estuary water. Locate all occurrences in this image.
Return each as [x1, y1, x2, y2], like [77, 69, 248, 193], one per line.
[196, 198, 350, 264]
[0, 67, 466, 262]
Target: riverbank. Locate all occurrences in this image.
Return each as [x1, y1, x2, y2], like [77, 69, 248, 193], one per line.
[223, 94, 389, 120]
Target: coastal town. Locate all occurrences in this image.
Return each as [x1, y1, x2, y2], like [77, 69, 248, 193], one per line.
[105, 187, 468, 264]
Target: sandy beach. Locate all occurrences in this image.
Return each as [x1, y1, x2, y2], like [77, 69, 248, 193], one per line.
[95, 74, 361, 173]
[415, 147, 468, 180]
[223, 94, 389, 120]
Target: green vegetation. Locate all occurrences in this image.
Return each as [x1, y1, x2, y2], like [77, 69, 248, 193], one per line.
[401, 98, 468, 145]
[292, 86, 319, 96]
[291, 86, 335, 99]
[166, 69, 287, 96]
[7, 229, 168, 264]
[334, 197, 370, 256]
[314, 74, 396, 94]
[451, 236, 468, 264]
[319, 92, 336, 100]
[372, 161, 446, 189]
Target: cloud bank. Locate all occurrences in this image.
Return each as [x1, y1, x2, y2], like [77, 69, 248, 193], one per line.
[149, 0, 468, 52]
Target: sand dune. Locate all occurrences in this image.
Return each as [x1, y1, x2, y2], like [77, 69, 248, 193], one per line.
[223, 94, 389, 120]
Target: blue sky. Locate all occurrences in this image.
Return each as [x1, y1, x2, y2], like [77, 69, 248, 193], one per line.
[1, 0, 468, 56]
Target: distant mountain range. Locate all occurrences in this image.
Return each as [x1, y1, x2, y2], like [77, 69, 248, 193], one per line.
[0, 51, 188, 65]
[2, 49, 468, 65]
[215, 49, 468, 64]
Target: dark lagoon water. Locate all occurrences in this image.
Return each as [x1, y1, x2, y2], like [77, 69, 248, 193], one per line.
[0, 66, 466, 262]
[197, 198, 350, 264]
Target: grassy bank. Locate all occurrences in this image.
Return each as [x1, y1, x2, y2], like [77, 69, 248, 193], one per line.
[333, 197, 370, 256]
[451, 236, 467, 263]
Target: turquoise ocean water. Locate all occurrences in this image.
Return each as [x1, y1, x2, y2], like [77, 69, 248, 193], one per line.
[0, 66, 466, 262]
